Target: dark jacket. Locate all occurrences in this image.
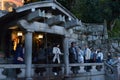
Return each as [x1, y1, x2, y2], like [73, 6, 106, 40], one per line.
[69, 47, 78, 63]
[14, 44, 24, 64]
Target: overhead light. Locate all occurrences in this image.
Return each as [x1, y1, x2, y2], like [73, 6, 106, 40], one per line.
[38, 34, 43, 39]
[17, 32, 23, 36]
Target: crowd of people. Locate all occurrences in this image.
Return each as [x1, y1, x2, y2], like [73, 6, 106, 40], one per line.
[69, 42, 104, 63]
[69, 42, 104, 73]
[13, 41, 104, 75]
[13, 42, 104, 64]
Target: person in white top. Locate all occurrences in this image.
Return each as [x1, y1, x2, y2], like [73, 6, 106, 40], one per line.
[96, 49, 103, 63]
[84, 45, 91, 72]
[84, 45, 91, 62]
[77, 47, 84, 63]
[52, 44, 62, 63]
[96, 48, 104, 71]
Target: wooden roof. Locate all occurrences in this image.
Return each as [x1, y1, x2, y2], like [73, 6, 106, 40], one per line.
[0, 0, 79, 28]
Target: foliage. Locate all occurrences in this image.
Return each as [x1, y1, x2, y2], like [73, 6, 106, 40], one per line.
[59, 0, 120, 37]
[25, 0, 120, 37]
[108, 18, 120, 38]
[71, 0, 120, 23]
[58, 0, 75, 10]
[24, 0, 120, 24]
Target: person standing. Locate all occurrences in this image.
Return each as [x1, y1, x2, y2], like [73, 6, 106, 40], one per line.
[69, 42, 80, 74]
[84, 45, 91, 72]
[96, 49, 103, 63]
[45, 43, 53, 64]
[52, 44, 62, 64]
[13, 43, 24, 74]
[96, 48, 103, 71]
[35, 45, 46, 76]
[107, 52, 112, 65]
[14, 43, 24, 64]
[77, 47, 84, 63]
[84, 45, 91, 62]
[52, 43, 62, 75]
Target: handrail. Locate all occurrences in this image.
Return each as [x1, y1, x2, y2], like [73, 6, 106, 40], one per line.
[33, 64, 65, 67]
[0, 64, 26, 68]
[0, 63, 104, 68]
[0, 64, 65, 68]
[104, 62, 114, 70]
[0, 63, 105, 79]
[104, 61, 115, 80]
[69, 63, 103, 67]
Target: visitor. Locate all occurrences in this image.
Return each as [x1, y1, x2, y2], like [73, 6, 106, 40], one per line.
[35, 45, 46, 76]
[90, 48, 97, 63]
[45, 43, 53, 64]
[13, 43, 24, 74]
[69, 42, 80, 74]
[84, 45, 91, 72]
[96, 48, 103, 71]
[52, 44, 62, 64]
[52, 43, 62, 75]
[96, 48, 103, 63]
[77, 47, 84, 63]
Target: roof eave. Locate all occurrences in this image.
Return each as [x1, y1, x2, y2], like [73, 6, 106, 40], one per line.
[15, 1, 77, 20]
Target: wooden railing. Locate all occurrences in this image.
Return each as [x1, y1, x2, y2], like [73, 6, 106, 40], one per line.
[104, 62, 114, 80]
[104, 61, 120, 80]
[0, 63, 105, 80]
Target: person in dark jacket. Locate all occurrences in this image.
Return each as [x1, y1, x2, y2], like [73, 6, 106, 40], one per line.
[69, 42, 80, 74]
[45, 43, 53, 64]
[14, 43, 24, 64]
[35, 45, 46, 76]
[13, 43, 24, 74]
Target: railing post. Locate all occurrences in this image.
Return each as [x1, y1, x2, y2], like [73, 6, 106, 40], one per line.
[0, 68, 6, 79]
[63, 36, 69, 77]
[114, 60, 120, 80]
[17, 68, 25, 78]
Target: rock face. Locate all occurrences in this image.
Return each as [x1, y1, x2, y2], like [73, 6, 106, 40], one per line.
[74, 23, 120, 58]
[76, 23, 108, 47]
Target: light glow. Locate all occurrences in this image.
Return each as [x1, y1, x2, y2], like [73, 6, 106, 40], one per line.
[38, 34, 43, 39]
[17, 32, 23, 36]
[0, 0, 24, 11]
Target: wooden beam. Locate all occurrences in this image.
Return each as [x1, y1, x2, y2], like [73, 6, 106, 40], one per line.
[46, 15, 65, 26]
[65, 19, 81, 29]
[27, 9, 46, 21]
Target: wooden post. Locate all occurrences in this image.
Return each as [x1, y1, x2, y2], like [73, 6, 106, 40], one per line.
[25, 30, 33, 80]
[63, 36, 69, 77]
[113, 63, 120, 80]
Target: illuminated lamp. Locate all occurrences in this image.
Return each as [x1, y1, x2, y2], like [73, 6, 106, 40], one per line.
[17, 32, 23, 36]
[38, 34, 43, 39]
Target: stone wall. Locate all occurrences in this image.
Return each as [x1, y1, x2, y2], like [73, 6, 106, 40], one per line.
[75, 23, 108, 48]
[74, 22, 120, 59]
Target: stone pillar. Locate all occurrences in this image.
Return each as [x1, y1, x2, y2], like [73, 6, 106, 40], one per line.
[63, 36, 69, 76]
[25, 30, 33, 80]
